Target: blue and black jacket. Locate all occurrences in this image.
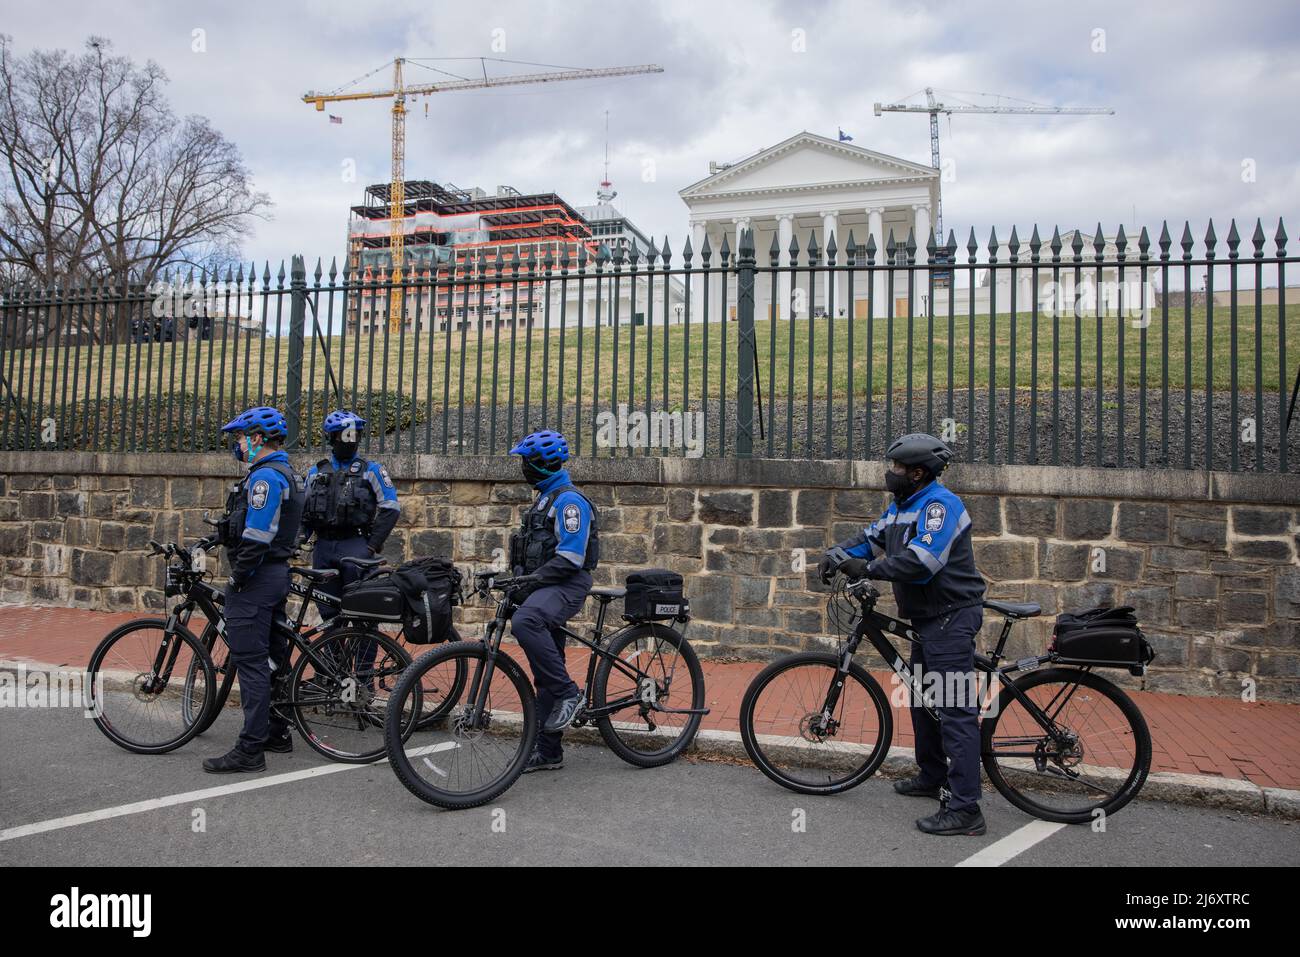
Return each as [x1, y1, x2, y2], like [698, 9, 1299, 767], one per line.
[838, 480, 985, 620]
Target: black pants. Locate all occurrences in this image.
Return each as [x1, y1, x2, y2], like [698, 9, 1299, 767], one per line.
[310, 535, 373, 620]
[908, 604, 984, 813]
[224, 561, 292, 754]
[510, 574, 591, 759]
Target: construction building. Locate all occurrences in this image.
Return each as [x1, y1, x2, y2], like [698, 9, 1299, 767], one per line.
[345, 179, 683, 333]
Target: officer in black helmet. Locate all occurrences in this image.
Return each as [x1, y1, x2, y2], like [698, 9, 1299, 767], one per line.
[300, 410, 401, 617]
[819, 433, 988, 836]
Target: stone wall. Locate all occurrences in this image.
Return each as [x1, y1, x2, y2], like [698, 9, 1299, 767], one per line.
[2, 451, 1298, 700]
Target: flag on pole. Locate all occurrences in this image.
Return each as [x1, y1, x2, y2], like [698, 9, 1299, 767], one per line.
[838, 128, 853, 142]
[329, 115, 343, 125]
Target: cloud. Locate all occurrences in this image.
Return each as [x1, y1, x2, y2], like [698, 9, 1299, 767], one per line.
[4, 0, 1297, 269]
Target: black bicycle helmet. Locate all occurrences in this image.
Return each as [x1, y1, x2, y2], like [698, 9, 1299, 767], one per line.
[885, 432, 953, 476]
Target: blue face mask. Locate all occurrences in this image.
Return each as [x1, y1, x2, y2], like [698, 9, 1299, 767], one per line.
[231, 435, 262, 463]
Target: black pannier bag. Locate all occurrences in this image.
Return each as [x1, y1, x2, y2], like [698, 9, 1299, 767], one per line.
[339, 577, 405, 622]
[394, 558, 462, 644]
[623, 569, 689, 622]
[1050, 605, 1155, 676]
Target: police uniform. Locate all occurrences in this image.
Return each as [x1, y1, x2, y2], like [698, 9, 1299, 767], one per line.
[509, 468, 599, 761]
[302, 454, 400, 617]
[219, 449, 306, 754]
[837, 480, 987, 813]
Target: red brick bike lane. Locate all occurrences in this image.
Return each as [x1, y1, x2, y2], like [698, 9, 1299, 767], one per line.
[3, 604, 1298, 790]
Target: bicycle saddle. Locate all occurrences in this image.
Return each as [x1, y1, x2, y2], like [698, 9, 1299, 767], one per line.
[339, 556, 384, 568]
[589, 586, 627, 601]
[291, 567, 340, 581]
[983, 599, 1042, 618]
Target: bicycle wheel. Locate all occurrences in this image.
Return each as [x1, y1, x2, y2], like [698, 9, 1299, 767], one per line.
[591, 624, 705, 767]
[182, 635, 232, 735]
[289, 627, 416, 763]
[385, 641, 537, 810]
[982, 667, 1152, 824]
[87, 618, 215, 754]
[740, 651, 893, 795]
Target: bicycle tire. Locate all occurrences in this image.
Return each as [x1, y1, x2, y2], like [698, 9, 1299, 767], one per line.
[981, 666, 1152, 824]
[184, 632, 232, 735]
[384, 641, 537, 810]
[591, 624, 705, 768]
[740, 651, 893, 796]
[289, 627, 415, 764]
[87, 618, 215, 755]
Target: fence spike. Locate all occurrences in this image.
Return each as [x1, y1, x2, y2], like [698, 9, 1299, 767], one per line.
[864, 232, 876, 265]
[987, 226, 999, 262]
[1204, 219, 1217, 259]
[845, 229, 857, 265]
[1276, 218, 1288, 256]
[1251, 218, 1266, 259]
[904, 227, 916, 263]
[1029, 224, 1041, 261]
[1180, 221, 1194, 260]
[767, 231, 779, 265]
[1226, 218, 1240, 259]
[1158, 221, 1171, 260]
[1138, 225, 1150, 260]
[924, 228, 936, 259]
[1092, 224, 1106, 260]
[661, 234, 673, 266]
[946, 229, 957, 258]
[966, 227, 978, 263]
[825, 229, 838, 264]
[787, 231, 800, 263]
[683, 233, 695, 267]
[806, 229, 820, 263]
[1115, 223, 1128, 261]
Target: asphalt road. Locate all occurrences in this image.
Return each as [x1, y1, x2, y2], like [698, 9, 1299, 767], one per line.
[2, 706, 1296, 867]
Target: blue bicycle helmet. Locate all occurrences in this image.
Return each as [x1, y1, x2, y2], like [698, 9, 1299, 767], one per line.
[509, 429, 569, 468]
[222, 405, 287, 439]
[323, 409, 367, 435]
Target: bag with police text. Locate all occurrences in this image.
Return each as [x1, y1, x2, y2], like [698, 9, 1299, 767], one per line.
[623, 569, 689, 623]
[339, 578, 405, 622]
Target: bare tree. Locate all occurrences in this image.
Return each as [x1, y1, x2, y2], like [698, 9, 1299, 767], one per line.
[0, 35, 271, 342]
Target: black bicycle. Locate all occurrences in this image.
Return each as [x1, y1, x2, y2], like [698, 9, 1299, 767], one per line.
[86, 538, 423, 763]
[739, 575, 1152, 824]
[384, 571, 709, 810]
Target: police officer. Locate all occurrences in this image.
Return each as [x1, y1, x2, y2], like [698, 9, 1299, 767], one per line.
[205, 406, 306, 773]
[506, 430, 598, 773]
[300, 410, 401, 617]
[819, 433, 988, 836]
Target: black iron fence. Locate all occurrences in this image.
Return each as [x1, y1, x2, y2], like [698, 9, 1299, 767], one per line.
[1, 218, 1296, 472]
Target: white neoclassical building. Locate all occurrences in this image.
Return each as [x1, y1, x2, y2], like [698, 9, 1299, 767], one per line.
[679, 131, 940, 320]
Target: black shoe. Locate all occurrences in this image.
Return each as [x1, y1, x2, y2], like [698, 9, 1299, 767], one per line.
[893, 776, 945, 799]
[264, 731, 294, 754]
[542, 691, 585, 733]
[202, 747, 266, 774]
[521, 750, 564, 774]
[916, 806, 987, 836]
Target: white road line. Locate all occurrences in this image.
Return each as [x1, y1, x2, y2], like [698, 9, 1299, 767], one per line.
[954, 820, 1067, 867]
[0, 741, 461, 844]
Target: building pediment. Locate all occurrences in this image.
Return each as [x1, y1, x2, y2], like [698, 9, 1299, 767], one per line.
[679, 131, 937, 200]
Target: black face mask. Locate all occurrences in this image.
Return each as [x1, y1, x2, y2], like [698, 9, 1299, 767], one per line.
[521, 459, 553, 487]
[331, 439, 359, 461]
[885, 469, 923, 501]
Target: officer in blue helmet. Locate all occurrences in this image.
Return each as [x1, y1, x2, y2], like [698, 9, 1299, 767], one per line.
[205, 406, 306, 773]
[819, 433, 988, 836]
[506, 429, 599, 773]
[300, 410, 401, 617]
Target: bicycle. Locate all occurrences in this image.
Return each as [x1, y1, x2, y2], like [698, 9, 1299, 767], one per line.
[86, 537, 424, 763]
[384, 571, 709, 810]
[739, 575, 1152, 824]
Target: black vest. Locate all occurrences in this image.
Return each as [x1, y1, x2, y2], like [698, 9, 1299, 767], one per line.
[219, 460, 306, 561]
[510, 485, 600, 574]
[303, 457, 380, 536]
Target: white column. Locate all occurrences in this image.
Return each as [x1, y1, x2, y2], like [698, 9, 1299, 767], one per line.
[913, 204, 931, 265]
[867, 206, 886, 318]
[689, 219, 706, 325]
[821, 210, 838, 319]
[777, 213, 794, 322]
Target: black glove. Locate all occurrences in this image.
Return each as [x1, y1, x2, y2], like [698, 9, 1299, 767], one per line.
[505, 574, 541, 603]
[817, 553, 838, 584]
[227, 572, 249, 593]
[839, 557, 870, 580]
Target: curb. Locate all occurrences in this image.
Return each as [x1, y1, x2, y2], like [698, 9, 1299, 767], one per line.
[682, 728, 1300, 820]
[4, 658, 1297, 821]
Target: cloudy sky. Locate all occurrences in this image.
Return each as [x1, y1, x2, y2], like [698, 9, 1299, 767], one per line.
[7, 0, 1299, 271]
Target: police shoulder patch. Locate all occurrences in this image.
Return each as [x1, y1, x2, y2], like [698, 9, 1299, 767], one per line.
[562, 502, 582, 533]
[250, 479, 270, 510]
[924, 501, 946, 531]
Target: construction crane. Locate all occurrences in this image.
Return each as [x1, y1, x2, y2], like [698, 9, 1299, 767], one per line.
[304, 59, 663, 329]
[873, 88, 1114, 240]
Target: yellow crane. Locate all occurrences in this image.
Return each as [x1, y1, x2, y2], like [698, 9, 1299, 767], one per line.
[304, 58, 663, 329]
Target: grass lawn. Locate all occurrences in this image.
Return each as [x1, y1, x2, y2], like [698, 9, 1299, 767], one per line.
[6, 304, 1295, 414]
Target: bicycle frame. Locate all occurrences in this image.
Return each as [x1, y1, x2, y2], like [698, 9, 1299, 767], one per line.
[461, 586, 709, 728]
[827, 592, 1082, 747]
